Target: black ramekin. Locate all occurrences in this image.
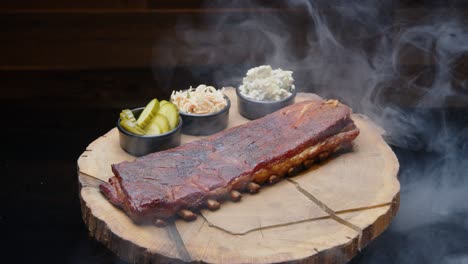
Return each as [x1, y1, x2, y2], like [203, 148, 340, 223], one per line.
[179, 95, 230, 136]
[117, 107, 182, 157]
[236, 87, 297, 120]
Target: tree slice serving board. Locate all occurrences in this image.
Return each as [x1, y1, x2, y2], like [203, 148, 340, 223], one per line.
[78, 88, 400, 264]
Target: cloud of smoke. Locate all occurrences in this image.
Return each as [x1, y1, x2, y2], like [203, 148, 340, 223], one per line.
[152, 1, 468, 263]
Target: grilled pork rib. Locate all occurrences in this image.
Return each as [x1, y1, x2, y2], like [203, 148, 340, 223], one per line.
[100, 99, 360, 224]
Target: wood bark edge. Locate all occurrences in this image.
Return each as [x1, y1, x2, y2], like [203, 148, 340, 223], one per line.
[79, 171, 399, 264]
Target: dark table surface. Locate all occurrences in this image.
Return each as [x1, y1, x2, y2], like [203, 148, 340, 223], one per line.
[1, 105, 120, 263]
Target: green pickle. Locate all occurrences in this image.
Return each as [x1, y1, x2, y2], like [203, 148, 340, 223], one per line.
[136, 98, 160, 128]
[119, 98, 180, 136]
[145, 121, 162, 135]
[158, 103, 179, 129]
[120, 119, 145, 135]
[120, 109, 137, 122]
[160, 100, 170, 107]
[152, 114, 170, 133]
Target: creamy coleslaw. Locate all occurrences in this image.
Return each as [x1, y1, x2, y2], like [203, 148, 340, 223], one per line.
[171, 85, 227, 114]
[238, 65, 295, 101]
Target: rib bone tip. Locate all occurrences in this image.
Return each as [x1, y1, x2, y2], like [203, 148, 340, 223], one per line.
[178, 209, 197, 221]
[247, 182, 261, 194]
[230, 190, 242, 202]
[268, 175, 279, 184]
[303, 159, 316, 169]
[206, 199, 220, 211]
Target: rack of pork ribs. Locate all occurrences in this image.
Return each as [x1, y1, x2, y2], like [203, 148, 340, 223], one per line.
[100, 99, 360, 226]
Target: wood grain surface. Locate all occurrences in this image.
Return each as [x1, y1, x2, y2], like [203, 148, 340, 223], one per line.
[77, 88, 400, 264]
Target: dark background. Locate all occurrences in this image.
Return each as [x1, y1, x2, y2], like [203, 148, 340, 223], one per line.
[1, 1, 468, 263]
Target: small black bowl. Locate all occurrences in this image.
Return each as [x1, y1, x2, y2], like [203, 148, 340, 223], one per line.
[117, 107, 182, 157]
[179, 95, 230, 136]
[236, 87, 296, 120]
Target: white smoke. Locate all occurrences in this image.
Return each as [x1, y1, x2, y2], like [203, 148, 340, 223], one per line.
[152, 1, 468, 263]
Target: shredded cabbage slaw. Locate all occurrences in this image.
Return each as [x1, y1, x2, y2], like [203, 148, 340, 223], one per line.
[239, 65, 295, 101]
[171, 85, 227, 114]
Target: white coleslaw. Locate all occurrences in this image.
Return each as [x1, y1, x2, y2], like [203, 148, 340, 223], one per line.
[238, 65, 295, 101]
[171, 85, 227, 114]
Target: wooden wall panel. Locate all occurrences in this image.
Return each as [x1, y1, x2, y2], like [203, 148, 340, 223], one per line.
[0, 7, 305, 70]
[0, 11, 175, 70]
[0, 2, 467, 108]
[0, 0, 147, 10]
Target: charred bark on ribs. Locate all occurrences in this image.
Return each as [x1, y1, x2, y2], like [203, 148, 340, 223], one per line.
[100, 99, 360, 225]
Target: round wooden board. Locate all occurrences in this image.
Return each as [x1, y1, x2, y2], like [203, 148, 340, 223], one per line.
[78, 88, 400, 264]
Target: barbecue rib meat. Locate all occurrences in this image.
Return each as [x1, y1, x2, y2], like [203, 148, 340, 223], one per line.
[100, 99, 360, 224]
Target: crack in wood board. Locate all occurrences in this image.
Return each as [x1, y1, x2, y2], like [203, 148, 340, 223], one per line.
[287, 178, 366, 249]
[258, 217, 265, 239]
[78, 171, 107, 188]
[201, 236, 213, 260]
[166, 223, 192, 262]
[199, 197, 393, 236]
[202, 213, 331, 236]
[193, 218, 207, 240]
[334, 203, 393, 215]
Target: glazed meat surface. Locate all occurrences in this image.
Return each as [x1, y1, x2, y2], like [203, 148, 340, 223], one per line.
[100, 99, 360, 223]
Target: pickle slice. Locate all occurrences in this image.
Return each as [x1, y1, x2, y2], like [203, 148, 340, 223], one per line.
[120, 119, 145, 135]
[145, 121, 162, 135]
[152, 114, 170, 133]
[136, 98, 160, 128]
[158, 103, 179, 129]
[120, 109, 137, 122]
[160, 100, 170, 107]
